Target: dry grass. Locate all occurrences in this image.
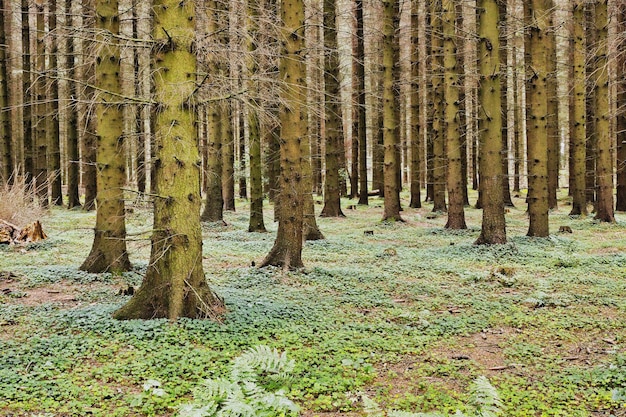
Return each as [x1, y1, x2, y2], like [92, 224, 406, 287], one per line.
[0, 173, 47, 226]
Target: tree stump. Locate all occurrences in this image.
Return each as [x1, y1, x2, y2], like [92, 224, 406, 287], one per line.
[0, 220, 47, 244]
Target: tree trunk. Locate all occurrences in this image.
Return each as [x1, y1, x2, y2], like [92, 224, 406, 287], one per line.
[525, 0, 550, 237]
[0, 0, 13, 182]
[381, 0, 402, 221]
[201, 103, 224, 223]
[431, 0, 446, 212]
[499, 0, 513, 208]
[356, 0, 368, 206]
[260, 0, 306, 269]
[82, 0, 97, 211]
[22, 0, 33, 185]
[592, 0, 614, 222]
[546, 6, 559, 210]
[34, 1, 48, 207]
[80, 0, 131, 273]
[443, 0, 465, 229]
[48, 0, 62, 206]
[222, 104, 235, 212]
[569, 0, 587, 216]
[114, 0, 224, 321]
[66, 0, 81, 209]
[617, 3, 626, 212]
[320, 0, 345, 218]
[409, 0, 421, 209]
[475, 0, 506, 245]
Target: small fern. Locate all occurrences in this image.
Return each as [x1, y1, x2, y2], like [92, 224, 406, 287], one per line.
[363, 377, 501, 417]
[178, 346, 299, 417]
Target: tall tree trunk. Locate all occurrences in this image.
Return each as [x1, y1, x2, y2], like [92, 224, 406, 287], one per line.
[321, 0, 345, 218]
[222, 104, 235, 211]
[0, 0, 13, 182]
[238, 113, 247, 199]
[569, 0, 587, 216]
[381, 0, 402, 221]
[525, 0, 550, 237]
[80, 0, 131, 273]
[617, 3, 626, 212]
[592, 0, 614, 222]
[356, 0, 368, 205]
[546, 4, 559, 210]
[585, 3, 596, 206]
[48, 0, 62, 206]
[443, 0, 464, 228]
[302, 115, 324, 240]
[475, 0, 506, 244]
[260, 0, 306, 269]
[22, 0, 33, 184]
[499, 0, 513, 208]
[66, 0, 81, 209]
[431, 0, 446, 212]
[246, 0, 266, 232]
[409, 0, 421, 209]
[201, 104, 224, 223]
[34, 1, 48, 207]
[114, 0, 224, 321]
[82, 0, 97, 211]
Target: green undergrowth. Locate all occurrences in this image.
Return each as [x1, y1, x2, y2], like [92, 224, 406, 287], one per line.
[1, 192, 626, 416]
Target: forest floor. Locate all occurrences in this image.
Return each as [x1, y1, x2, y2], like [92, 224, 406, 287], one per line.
[2, 191, 626, 417]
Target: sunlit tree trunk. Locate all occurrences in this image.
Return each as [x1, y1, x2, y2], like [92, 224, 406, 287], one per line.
[525, 0, 550, 237]
[443, 0, 465, 229]
[114, 0, 224, 320]
[0, 0, 13, 182]
[321, 0, 344, 218]
[260, 0, 306, 268]
[381, 0, 402, 221]
[475, 0, 506, 244]
[592, 0, 614, 222]
[569, 0, 587, 216]
[80, 0, 130, 273]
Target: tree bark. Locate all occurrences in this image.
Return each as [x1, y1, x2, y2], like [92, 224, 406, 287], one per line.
[475, 0, 506, 245]
[0, 0, 13, 182]
[320, 0, 345, 218]
[431, 0, 446, 212]
[80, 0, 131, 273]
[569, 0, 587, 216]
[617, 3, 626, 212]
[66, 0, 81, 209]
[409, 0, 421, 209]
[525, 0, 550, 237]
[114, 0, 224, 320]
[260, 0, 306, 269]
[443, 0, 465, 229]
[82, 0, 97, 211]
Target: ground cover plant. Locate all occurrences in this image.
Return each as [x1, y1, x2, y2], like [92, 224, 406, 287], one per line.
[1, 191, 626, 416]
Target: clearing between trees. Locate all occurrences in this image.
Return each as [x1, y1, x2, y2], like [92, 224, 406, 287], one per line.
[1, 192, 626, 417]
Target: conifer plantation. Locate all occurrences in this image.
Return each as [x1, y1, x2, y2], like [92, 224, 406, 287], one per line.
[1, 0, 626, 415]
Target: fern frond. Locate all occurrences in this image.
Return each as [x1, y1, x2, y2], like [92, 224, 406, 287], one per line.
[177, 403, 218, 417]
[193, 379, 238, 404]
[217, 395, 257, 417]
[469, 376, 502, 417]
[232, 345, 295, 383]
[362, 394, 384, 417]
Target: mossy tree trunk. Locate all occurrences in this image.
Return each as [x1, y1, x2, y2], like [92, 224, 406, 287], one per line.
[525, 0, 550, 237]
[474, 0, 506, 245]
[114, 0, 224, 320]
[80, 0, 131, 273]
[569, 0, 587, 216]
[443, 0, 465, 229]
[0, 0, 12, 182]
[592, 0, 614, 223]
[260, 0, 306, 269]
[381, 0, 402, 221]
[321, 0, 344, 218]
